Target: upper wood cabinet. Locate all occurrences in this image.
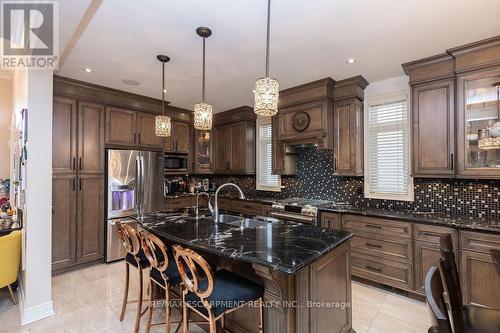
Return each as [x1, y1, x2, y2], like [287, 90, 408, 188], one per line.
[105, 107, 163, 150]
[53, 96, 77, 174]
[78, 102, 105, 174]
[137, 112, 163, 149]
[213, 107, 256, 174]
[403, 54, 456, 177]
[332, 76, 368, 176]
[412, 79, 455, 176]
[164, 121, 190, 153]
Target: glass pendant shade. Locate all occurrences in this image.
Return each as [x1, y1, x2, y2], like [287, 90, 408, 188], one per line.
[193, 102, 213, 130]
[155, 115, 171, 137]
[254, 77, 279, 116]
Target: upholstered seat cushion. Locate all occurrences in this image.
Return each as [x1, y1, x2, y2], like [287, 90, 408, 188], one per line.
[185, 270, 264, 317]
[126, 249, 150, 269]
[149, 261, 183, 287]
[462, 305, 500, 333]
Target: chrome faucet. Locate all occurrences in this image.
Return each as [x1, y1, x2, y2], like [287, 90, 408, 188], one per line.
[213, 183, 246, 222]
[195, 192, 213, 219]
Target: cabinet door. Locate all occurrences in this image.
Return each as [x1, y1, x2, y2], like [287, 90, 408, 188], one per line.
[137, 112, 163, 149]
[53, 96, 77, 174]
[461, 250, 500, 308]
[271, 115, 285, 174]
[105, 107, 137, 146]
[76, 175, 104, 263]
[52, 175, 77, 270]
[334, 99, 363, 176]
[174, 122, 190, 153]
[412, 79, 455, 176]
[215, 125, 231, 172]
[320, 212, 342, 230]
[194, 130, 213, 174]
[230, 122, 247, 173]
[413, 241, 442, 294]
[78, 102, 105, 174]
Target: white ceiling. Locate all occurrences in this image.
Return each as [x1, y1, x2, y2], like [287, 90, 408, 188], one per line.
[57, 0, 500, 112]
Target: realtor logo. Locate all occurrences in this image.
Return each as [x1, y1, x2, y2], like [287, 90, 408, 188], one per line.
[1, 1, 59, 70]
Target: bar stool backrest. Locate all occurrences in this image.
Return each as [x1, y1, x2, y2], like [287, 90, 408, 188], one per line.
[141, 231, 169, 273]
[424, 265, 452, 333]
[116, 221, 141, 256]
[172, 245, 214, 299]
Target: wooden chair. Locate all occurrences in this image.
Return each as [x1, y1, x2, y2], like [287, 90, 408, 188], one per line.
[424, 265, 452, 333]
[172, 244, 264, 333]
[116, 221, 150, 333]
[439, 234, 500, 333]
[141, 231, 184, 333]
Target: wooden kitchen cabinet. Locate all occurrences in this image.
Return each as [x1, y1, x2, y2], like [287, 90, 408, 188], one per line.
[53, 95, 105, 272]
[460, 231, 500, 308]
[53, 96, 78, 175]
[105, 107, 137, 146]
[403, 54, 456, 177]
[213, 107, 256, 175]
[52, 175, 77, 270]
[411, 79, 456, 176]
[164, 121, 191, 153]
[194, 129, 213, 174]
[78, 102, 105, 174]
[106, 107, 163, 150]
[137, 112, 163, 149]
[320, 212, 342, 230]
[76, 175, 104, 263]
[333, 98, 364, 176]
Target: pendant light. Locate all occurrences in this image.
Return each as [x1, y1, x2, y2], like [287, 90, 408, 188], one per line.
[155, 55, 171, 137]
[193, 27, 213, 131]
[254, 0, 279, 117]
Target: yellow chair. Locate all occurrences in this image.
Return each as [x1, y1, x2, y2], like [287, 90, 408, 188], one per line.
[0, 230, 22, 304]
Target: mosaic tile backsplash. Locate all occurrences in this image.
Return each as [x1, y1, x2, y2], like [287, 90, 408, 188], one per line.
[180, 147, 500, 219]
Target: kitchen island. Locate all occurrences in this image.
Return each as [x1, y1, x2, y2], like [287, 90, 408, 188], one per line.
[134, 209, 354, 333]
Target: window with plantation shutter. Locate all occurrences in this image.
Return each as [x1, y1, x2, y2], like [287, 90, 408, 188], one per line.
[364, 93, 413, 201]
[256, 116, 281, 192]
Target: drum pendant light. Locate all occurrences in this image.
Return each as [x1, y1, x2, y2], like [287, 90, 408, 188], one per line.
[254, 0, 279, 117]
[193, 27, 213, 131]
[155, 55, 171, 137]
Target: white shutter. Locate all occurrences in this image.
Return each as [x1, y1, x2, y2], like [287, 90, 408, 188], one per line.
[256, 117, 281, 191]
[365, 94, 413, 200]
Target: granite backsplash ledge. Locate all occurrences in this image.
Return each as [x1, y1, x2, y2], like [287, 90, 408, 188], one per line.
[176, 147, 500, 220]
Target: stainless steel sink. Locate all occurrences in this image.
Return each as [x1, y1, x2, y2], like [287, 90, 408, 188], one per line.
[217, 214, 270, 229]
[217, 214, 245, 224]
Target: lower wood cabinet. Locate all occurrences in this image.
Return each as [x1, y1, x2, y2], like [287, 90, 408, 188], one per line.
[320, 212, 342, 230]
[52, 175, 104, 271]
[460, 231, 500, 308]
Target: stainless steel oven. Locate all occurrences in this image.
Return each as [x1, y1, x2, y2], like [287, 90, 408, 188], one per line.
[164, 153, 188, 173]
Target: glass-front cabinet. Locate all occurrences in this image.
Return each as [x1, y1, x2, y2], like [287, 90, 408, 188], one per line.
[458, 67, 500, 178]
[194, 130, 213, 174]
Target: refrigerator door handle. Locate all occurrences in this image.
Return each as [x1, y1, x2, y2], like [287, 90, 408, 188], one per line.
[140, 154, 145, 214]
[135, 154, 141, 214]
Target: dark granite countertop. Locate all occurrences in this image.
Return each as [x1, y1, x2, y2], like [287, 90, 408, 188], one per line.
[319, 204, 500, 233]
[134, 209, 352, 275]
[165, 193, 276, 205]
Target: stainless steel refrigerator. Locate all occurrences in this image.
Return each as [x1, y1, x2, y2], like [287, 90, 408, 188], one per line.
[105, 149, 164, 262]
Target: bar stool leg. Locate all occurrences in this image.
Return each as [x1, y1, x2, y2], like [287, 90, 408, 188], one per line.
[120, 261, 130, 321]
[165, 285, 171, 333]
[183, 294, 189, 333]
[146, 279, 154, 333]
[221, 314, 225, 332]
[259, 298, 264, 333]
[208, 313, 216, 333]
[134, 268, 144, 333]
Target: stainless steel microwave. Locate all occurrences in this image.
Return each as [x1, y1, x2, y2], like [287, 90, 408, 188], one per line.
[164, 153, 188, 173]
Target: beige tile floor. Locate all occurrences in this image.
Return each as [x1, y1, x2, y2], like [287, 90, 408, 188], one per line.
[0, 262, 432, 333]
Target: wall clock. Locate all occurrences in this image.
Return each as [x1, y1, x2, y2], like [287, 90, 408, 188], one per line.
[292, 111, 310, 132]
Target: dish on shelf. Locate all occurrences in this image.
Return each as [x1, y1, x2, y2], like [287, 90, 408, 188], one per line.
[467, 133, 479, 141]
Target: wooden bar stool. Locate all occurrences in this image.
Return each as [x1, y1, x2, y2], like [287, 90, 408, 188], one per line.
[172, 244, 264, 333]
[141, 231, 185, 333]
[116, 221, 150, 333]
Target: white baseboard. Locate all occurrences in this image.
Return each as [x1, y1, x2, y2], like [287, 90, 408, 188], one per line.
[18, 282, 55, 326]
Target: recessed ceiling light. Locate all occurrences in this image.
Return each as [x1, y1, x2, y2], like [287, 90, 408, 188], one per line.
[163, 89, 167, 93]
[82, 68, 93, 73]
[122, 79, 140, 86]
[346, 58, 356, 64]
